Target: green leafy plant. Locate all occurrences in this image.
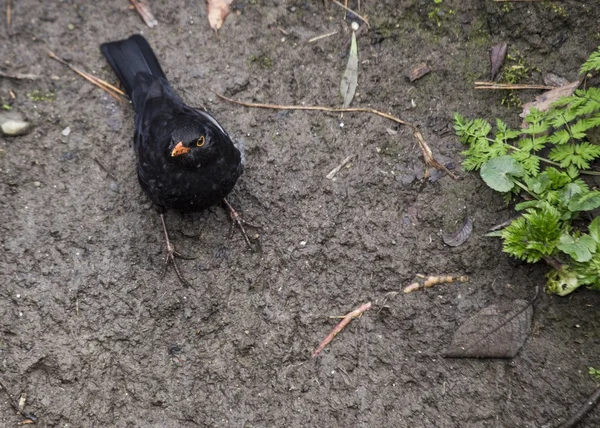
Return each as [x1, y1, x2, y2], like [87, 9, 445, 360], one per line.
[590, 367, 600, 381]
[455, 45, 600, 295]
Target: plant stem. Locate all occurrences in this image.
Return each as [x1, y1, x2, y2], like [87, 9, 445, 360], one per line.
[513, 180, 538, 199]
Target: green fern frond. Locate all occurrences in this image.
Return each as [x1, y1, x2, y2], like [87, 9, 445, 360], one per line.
[580, 46, 600, 74]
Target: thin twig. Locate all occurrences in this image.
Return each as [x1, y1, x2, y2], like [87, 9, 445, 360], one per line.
[313, 301, 372, 357]
[0, 379, 37, 423]
[211, 91, 457, 180]
[93, 157, 118, 181]
[556, 386, 600, 428]
[6, 0, 12, 36]
[308, 30, 339, 43]
[331, 0, 370, 28]
[129, 0, 157, 28]
[475, 82, 556, 90]
[326, 154, 354, 179]
[413, 128, 457, 179]
[47, 50, 126, 101]
[488, 217, 520, 232]
[0, 71, 40, 80]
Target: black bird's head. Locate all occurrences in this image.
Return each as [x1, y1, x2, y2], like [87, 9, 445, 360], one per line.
[167, 117, 232, 168]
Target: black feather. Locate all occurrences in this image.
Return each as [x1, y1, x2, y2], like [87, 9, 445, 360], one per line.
[100, 34, 166, 104]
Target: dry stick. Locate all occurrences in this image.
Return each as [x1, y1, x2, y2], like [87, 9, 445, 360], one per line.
[475, 82, 556, 90]
[130, 0, 158, 28]
[212, 91, 457, 180]
[331, 0, 370, 28]
[0, 379, 37, 423]
[326, 154, 354, 179]
[308, 31, 339, 43]
[313, 302, 372, 357]
[47, 50, 126, 101]
[0, 71, 40, 80]
[557, 386, 600, 428]
[6, 0, 11, 36]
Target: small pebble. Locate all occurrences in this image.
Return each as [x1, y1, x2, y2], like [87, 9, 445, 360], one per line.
[33, 181, 41, 187]
[1, 119, 30, 136]
[67, 23, 75, 30]
[351, 21, 359, 31]
[109, 183, 120, 193]
[62, 126, 71, 136]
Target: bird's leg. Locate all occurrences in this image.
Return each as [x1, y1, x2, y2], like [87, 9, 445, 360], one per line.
[159, 213, 195, 288]
[222, 199, 254, 250]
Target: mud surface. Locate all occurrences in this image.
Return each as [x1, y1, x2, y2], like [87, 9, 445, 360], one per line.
[1, 1, 600, 427]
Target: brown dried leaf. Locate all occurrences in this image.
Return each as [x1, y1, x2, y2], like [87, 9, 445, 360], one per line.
[520, 79, 582, 119]
[130, 0, 158, 28]
[443, 217, 473, 247]
[490, 42, 507, 81]
[207, 0, 234, 32]
[408, 63, 430, 82]
[444, 299, 532, 358]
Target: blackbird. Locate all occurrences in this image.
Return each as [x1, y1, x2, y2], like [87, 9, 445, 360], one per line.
[101, 34, 245, 285]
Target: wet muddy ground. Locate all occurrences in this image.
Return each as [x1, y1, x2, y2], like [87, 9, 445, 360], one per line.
[1, 1, 600, 426]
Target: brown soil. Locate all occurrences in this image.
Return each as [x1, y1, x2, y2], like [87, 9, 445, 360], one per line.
[1, 1, 600, 427]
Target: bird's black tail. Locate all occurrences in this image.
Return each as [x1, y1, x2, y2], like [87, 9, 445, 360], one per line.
[100, 35, 166, 105]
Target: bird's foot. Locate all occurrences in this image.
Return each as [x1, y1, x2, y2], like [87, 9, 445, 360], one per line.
[222, 199, 256, 250]
[160, 213, 196, 288]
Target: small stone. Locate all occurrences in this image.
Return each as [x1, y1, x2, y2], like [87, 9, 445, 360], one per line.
[67, 23, 75, 30]
[351, 21, 359, 31]
[50, 75, 61, 81]
[59, 152, 75, 161]
[62, 126, 71, 136]
[109, 183, 120, 193]
[33, 181, 41, 187]
[1, 119, 30, 136]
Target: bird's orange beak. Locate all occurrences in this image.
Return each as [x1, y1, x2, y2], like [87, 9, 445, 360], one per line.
[171, 142, 191, 157]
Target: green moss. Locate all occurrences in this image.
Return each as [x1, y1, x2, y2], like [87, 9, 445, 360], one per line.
[248, 54, 273, 69]
[426, 0, 455, 29]
[467, 17, 491, 49]
[498, 51, 539, 108]
[543, 1, 568, 18]
[27, 89, 56, 102]
[370, 16, 402, 40]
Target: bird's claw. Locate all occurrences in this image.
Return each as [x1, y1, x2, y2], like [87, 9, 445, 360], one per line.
[160, 213, 195, 288]
[223, 199, 255, 250]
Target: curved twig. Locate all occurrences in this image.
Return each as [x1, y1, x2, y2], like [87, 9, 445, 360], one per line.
[211, 91, 457, 180]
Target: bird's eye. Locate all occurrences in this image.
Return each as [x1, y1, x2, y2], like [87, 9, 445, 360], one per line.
[196, 136, 205, 147]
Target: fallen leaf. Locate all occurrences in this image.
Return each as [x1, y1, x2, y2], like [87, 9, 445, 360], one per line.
[340, 29, 358, 108]
[443, 217, 473, 247]
[444, 299, 533, 358]
[490, 42, 507, 81]
[408, 63, 430, 82]
[207, 0, 233, 32]
[520, 79, 582, 119]
[130, 0, 158, 28]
